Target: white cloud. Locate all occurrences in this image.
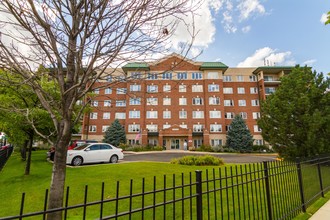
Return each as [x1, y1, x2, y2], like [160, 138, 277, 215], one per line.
[237, 47, 295, 67]
[237, 0, 265, 21]
[242, 26, 251, 33]
[320, 13, 328, 23]
[190, 47, 202, 58]
[302, 59, 317, 66]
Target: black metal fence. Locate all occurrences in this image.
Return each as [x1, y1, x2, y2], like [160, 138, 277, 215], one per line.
[0, 146, 13, 171]
[1, 155, 330, 220]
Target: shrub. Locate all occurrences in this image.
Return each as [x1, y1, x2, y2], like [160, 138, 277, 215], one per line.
[170, 155, 224, 166]
[122, 145, 163, 152]
[194, 144, 213, 152]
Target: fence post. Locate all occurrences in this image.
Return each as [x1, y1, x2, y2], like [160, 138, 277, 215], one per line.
[195, 170, 203, 220]
[317, 159, 324, 197]
[263, 161, 273, 220]
[296, 161, 306, 212]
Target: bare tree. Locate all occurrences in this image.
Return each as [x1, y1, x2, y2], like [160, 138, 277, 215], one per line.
[0, 0, 199, 219]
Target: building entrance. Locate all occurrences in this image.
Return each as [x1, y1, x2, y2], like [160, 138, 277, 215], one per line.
[170, 139, 180, 150]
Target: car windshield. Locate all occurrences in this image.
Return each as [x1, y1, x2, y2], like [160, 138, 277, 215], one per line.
[73, 144, 89, 150]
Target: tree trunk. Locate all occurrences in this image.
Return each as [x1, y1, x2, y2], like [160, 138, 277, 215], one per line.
[47, 119, 72, 220]
[20, 140, 28, 161]
[24, 133, 34, 175]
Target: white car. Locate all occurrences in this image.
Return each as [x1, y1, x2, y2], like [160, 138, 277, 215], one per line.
[66, 143, 124, 166]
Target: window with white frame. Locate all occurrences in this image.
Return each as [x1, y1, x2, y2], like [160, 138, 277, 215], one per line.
[130, 84, 141, 92]
[265, 87, 276, 94]
[102, 126, 110, 132]
[131, 72, 142, 79]
[163, 110, 171, 119]
[249, 75, 257, 82]
[163, 124, 171, 129]
[105, 88, 112, 94]
[146, 97, 158, 105]
[225, 112, 235, 119]
[207, 72, 219, 79]
[106, 76, 112, 82]
[225, 125, 231, 131]
[264, 76, 274, 81]
[192, 97, 203, 105]
[92, 100, 98, 107]
[253, 112, 261, 119]
[179, 84, 187, 92]
[116, 100, 126, 107]
[147, 85, 158, 93]
[223, 75, 232, 82]
[104, 100, 111, 107]
[163, 97, 171, 105]
[128, 124, 140, 132]
[211, 139, 223, 146]
[147, 73, 158, 80]
[146, 124, 158, 132]
[115, 112, 126, 119]
[240, 112, 247, 119]
[192, 72, 203, 79]
[93, 88, 99, 94]
[251, 100, 260, 106]
[254, 125, 262, 132]
[177, 72, 187, 80]
[90, 112, 98, 119]
[129, 98, 141, 105]
[129, 110, 140, 118]
[255, 139, 263, 145]
[210, 124, 222, 132]
[209, 110, 221, 118]
[163, 84, 171, 92]
[208, 84, 220, 92]
[162, 72, 172, 80]
[238, 100, 246, 106]
[250, 87, 258, 94]
[223, 87, 233, 94]
[146, 111, 158, 119]
[224, 100, 234, 106]
[193, 124, 203, 132]
[103, 112, 110, 119]
[192, 85, 203, 92]
[237, 75, 244, 82]
[179, 97, 187, 105]
[179, 110, 187, 119]
[116, 75, 126, 82]
[116, 88, 127, 94]
[237, 87, 245, 94]
[209, 97, 220, 105]
[89, 125, 96, 132]
[193, 111, 204, 118]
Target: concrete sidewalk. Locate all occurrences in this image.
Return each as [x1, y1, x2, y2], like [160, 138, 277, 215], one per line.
[309, 200, 330, 219]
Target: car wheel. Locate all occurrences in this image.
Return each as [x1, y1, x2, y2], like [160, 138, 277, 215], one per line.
[110, 155, 118, 163]
[72, 156, 83, 166]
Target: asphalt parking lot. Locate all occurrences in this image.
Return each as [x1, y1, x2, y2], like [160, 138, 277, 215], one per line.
[122, 150, 277, 163]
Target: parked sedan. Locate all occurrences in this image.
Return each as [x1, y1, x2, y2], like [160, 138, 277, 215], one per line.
[66, 143, 124, 166]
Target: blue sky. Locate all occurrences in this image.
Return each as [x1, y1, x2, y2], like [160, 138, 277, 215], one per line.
[181, 0, 330, 75]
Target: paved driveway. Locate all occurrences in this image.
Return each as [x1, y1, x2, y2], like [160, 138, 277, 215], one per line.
[123, 150, 277, 163]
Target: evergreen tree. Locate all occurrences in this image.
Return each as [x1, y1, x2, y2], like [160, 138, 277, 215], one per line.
[103, 119, 126, 147]
[226, 115, 254, 152]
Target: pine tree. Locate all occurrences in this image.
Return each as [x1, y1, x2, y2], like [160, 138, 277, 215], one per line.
[226, 115, 254, 152]
[103, 119, 126, 147]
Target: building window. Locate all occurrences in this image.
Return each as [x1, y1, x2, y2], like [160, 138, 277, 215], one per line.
[238, 100, 246, 106]
[130, 84, 141, 92]
[237, 75, 244, 82]
[223, 87, 233, 94]
[89, 125, 96, 132]
[193, 111, 204, 119]
[225, 125, 231, 131]
[264, 76, 274, 81]
[106, 76, 112, 82]
[105, 88, 112, 94]
[163, 85, 171, 92]
[211, 139, 222, 146]
[251, 100, 260, 106]
[116, 88, 127, 94]
[209, 97, 220, 105]
[104, 100, 111, 107]
[209, 110, 221, 118]
[194, 139, 203, 148]
[163, 110, 171, 119]
[254, 125, 262, 132]
[177, 72, 187, 80]
[128, 124, 140, 132]
[192, 72, 203, 79]
[146, 124, 158, 132]
[129, 110, 140, 119]
[179, 85, 187, 92]
[210, 124, 222, 132]
[208, 84, 220, 92]
[237, 87, 245, 94]
[147, 73, 158, 80]
[90, 112, 98, 119]
[163, 97, 171, 105]
[116, 75, 126, 82]
[131, 72, 142, 79]
[146, 111, 158, 119]
[93, 88, 99, 94]
[92, 100, 98, 107]
[147, 85, 158, 93]
[146, 97, 158, 105]
[179, 97, 187, 105]
[223, 75, 232, 82]
[192, 85, 203, 92]
[102, 126, 110, 132]
[225, 112, 235, 119]
[224, 100, 234, 106]
[250, 87, 258, 94]
[103, 112, 110, 119]
[193, 124, 203, 132]
[116, 100, 126, 107]
[207, 72, 219, 79]
[115, 112, 126, 119]
[240, 112, 247, 119]
[179, 110, 187, 119]
[255, 139, 263, 145]
[129, 98, 141, 105]
[265, 87, 276, 94]
[162, 72, 172, 80]
[249, 75, 257, 82]
[253, 112, 261, 119]
[192, 97, 203, 105]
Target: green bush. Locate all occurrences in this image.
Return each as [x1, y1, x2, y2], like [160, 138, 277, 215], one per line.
[170, 155, 224, 166]
[194, 144, 213, 152]
[122, 145, 163, 152]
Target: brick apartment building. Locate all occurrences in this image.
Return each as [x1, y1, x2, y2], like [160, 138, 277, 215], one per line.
[81, 53, 292, 150]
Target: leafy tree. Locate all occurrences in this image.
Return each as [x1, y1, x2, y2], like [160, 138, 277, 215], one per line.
[258, 66, 330, 159]
[226, 115, 254, 152]
[326, 11, 330, 25]
[103, 119, 126, 147]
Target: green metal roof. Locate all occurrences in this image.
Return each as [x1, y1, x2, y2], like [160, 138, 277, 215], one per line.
[253, 66, 294, 74]
[122, 62, 149, 72]
[200, 62, 228, 70]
